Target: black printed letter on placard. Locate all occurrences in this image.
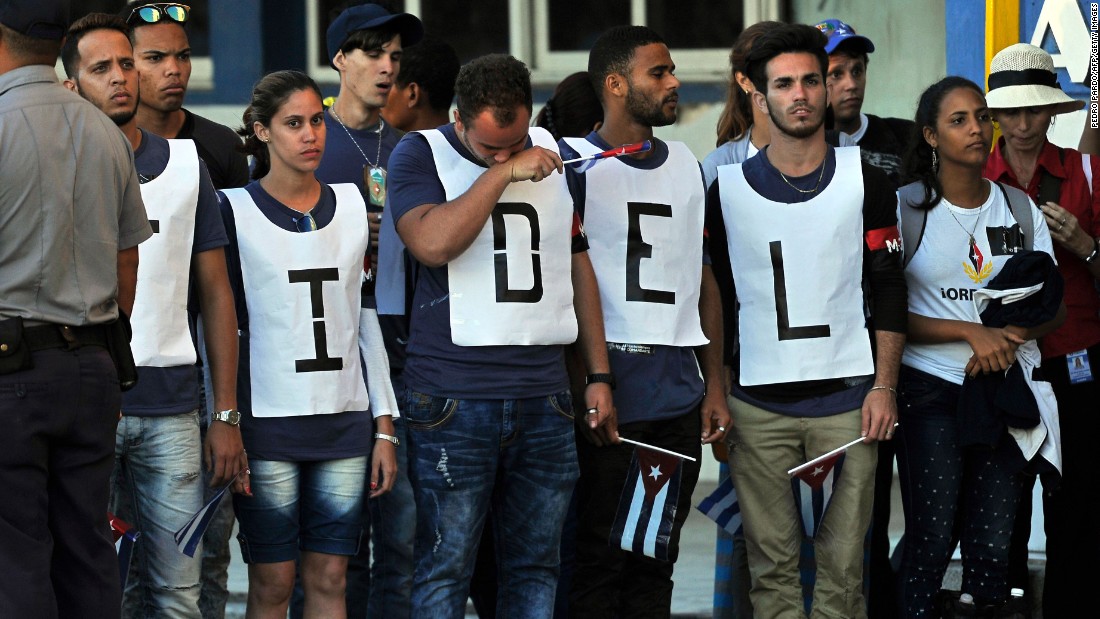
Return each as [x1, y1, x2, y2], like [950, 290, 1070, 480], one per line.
[288, 268, 343, 372]
[626, 202, 674, 304]
[491, 203, 543, 303]
[769, 241, 829, 340]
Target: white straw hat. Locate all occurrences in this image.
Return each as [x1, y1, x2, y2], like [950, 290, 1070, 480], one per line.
[986, 43, 1085, 115]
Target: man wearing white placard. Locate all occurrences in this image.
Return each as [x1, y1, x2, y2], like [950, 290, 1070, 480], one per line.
[705, 24, 906, 619]
[61, 13, 243, 618]
[559, 25, 729, 617]
[386, 53, 614, 617]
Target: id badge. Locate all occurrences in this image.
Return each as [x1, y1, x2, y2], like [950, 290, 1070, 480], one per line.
[1066, 349, 1094, 384]
[366, 166, 387, 207]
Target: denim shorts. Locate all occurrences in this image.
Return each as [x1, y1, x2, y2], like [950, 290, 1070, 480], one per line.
[234, 456, 367, 563]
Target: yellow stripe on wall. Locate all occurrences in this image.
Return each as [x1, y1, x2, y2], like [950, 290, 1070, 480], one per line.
[985, 0, 1020, 145]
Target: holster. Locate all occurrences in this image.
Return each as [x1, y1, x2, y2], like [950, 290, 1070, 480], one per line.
[104, 312, 138, 391]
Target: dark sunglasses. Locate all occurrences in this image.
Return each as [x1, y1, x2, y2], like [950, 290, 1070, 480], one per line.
[128, 3, 190, 25]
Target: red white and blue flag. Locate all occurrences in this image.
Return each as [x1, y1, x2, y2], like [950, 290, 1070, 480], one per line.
[696, 474, 743, 536]
[610, 447, 682, 562]
[789, 452, 846, 539]
[108, 512, 140, 593]
[174, 478, 234, 557]
[564, 140, 652, 173]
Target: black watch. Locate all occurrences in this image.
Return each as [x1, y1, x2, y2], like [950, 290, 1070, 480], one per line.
[585, 373, 616, 390]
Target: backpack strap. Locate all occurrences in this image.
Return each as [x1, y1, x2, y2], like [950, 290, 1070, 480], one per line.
[995, 181, 1035, 251]
[1083, 153, 1093, 195]
[897, 182, 929, 268]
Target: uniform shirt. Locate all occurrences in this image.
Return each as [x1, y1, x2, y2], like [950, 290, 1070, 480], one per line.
[388, 124, 586, 399]
[0, 65, 151, 325]
[706, 145, 907, 417]
[122, 130, 228, 416]
[902, 182, 1055, 384]
[177, 109, 249, 190]
[561, 132, 706, 425]
[219, 182, 369, 461]
[984, 138, 1100, 358]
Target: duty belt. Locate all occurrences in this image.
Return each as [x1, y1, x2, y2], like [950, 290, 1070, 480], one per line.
[23, 323, 110, 352]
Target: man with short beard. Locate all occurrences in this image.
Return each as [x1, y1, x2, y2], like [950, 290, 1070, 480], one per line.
[558, 25, 729, 618]
[705, 24, 906, 619]
[62, 13, 244, 619]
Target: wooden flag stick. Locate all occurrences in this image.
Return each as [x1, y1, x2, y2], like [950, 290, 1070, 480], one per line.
[787, 423, 899, 476]
[619, 437, 697, 462]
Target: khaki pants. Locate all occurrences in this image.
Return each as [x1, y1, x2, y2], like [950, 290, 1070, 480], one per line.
[726, 395, 876, 619]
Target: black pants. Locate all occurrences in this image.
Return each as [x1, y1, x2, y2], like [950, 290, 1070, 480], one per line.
[1036, 346, 1100, 619]
[569, 409, 702, 619]
[0, 347, 122, 618]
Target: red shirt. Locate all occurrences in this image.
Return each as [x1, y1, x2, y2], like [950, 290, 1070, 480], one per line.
[984, 138, 1100, 358]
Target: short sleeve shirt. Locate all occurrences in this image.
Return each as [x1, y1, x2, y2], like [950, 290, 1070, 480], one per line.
[0, 65, 151, 325]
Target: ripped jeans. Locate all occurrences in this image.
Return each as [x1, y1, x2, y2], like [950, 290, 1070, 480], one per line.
[404, 389, 579, 619]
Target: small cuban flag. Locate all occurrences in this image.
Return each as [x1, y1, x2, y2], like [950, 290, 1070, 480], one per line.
[563, 140, 652, 173]
[108, 512, 140, 593]
[174, 477, 235, 557]
[789, 452, 846, 539]
[696, 473, 743, 536]
[609, 447, 682, 562]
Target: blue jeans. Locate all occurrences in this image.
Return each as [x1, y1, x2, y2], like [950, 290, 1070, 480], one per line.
[895, 366, 1024, 616]
[404, 389, 579, 619]
[343, 415, 416, 619]
[368, 415, 416, 617]
[112, 410, 204, 619]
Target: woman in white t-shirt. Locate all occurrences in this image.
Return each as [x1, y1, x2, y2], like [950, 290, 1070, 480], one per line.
[894, 76, 1063, 618]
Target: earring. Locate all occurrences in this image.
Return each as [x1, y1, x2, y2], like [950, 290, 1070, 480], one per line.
[931, 148, 938, 171]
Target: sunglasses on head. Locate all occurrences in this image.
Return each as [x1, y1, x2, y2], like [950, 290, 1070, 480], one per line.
[128, 3, 190, 25]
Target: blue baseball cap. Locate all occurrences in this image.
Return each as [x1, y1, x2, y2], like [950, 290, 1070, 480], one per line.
[326, 3, 424, 69]
[0, 0, 69, 41]
[814, 18, 874, 55]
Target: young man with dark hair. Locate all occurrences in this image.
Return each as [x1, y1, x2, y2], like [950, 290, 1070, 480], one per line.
[123, 1, 248, 191]
[0, 2, 152, 616]
[706, 23, 906, 618]
[815, 18, 914, 187]
[62, 13, 244, 619]
[120, 5, 251, 616]
[385, 52, 615, 618]
[561, 24, 730, 618]
[382, 35, 459, 133]
[314, 3, 422, 617]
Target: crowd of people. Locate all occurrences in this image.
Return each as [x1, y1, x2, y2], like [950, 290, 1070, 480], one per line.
[0, 2, 1095, 619]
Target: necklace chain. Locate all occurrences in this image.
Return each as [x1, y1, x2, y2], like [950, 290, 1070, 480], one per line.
[947, 204, 984, 248]
[329, 102, 383, 168]
[777, 159, 826, 194]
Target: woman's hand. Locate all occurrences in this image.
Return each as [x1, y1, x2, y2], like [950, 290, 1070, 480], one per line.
[1040, 202, 1095, 257]
[963, 324, 1026, 377]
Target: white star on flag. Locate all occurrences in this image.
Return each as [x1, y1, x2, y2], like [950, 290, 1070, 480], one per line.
[812, 466, 825, 477]
[648, 465, 662, 480]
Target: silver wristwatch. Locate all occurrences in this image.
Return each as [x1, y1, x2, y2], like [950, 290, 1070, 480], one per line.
[213, 409, 241, 426]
